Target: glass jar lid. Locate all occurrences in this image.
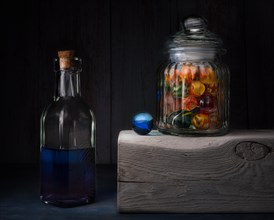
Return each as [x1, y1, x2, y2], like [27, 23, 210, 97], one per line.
[166, 16, 225, 61]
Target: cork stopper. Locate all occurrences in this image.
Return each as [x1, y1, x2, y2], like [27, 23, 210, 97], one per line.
[58, 50, 75, 69]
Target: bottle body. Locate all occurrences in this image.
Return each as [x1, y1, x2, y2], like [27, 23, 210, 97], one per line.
[40, 51, 96, 207]
[157, 56, 229, 136]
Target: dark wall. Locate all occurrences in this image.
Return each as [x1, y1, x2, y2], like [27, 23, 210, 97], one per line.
[2, 0, 274, 165]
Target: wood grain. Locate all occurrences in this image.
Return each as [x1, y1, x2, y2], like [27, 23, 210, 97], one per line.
[118, 130, 274, 212]
[119, 181, 274, 213]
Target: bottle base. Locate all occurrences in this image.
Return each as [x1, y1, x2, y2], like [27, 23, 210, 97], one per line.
[40, 195, 95, 208]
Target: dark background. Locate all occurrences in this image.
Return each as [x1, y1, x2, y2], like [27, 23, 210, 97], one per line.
[1, 0, 274, 165]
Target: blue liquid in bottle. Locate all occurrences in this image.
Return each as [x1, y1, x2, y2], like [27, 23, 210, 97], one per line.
[40, 147, 95, 207]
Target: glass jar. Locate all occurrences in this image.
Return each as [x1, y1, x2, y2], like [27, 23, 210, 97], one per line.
[156, 16, 229, 136]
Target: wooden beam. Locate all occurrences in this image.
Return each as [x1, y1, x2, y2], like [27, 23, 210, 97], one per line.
[118, 130, 274, 213]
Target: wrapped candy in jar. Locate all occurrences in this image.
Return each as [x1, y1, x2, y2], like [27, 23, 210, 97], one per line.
[156, 16, 230, 135]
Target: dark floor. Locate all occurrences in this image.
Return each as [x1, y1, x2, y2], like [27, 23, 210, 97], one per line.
[0, 165, 273, 220]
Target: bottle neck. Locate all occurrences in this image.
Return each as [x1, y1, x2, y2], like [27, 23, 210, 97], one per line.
[55, 69, 81, 99]
[54, 56, 82, 100]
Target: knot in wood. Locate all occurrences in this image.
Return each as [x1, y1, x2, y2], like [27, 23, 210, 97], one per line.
[235, 141, 271, 161]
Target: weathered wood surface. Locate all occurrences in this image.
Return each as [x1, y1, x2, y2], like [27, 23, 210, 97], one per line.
[118, 130, 274, 213]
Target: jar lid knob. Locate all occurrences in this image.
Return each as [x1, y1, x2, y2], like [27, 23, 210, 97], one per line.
[183, 16, 207, 33]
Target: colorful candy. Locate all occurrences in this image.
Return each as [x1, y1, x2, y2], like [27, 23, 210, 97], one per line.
[191, 81, 205, 97]
[167, 110, 192, 128]
[192, 113, 210, 130]
[200, 66, 216, 84]
[172, 85, 182, 98]
[173, 111, 192, 128]
[132, 112, 153, 135]
[182, 95, 198, 111]
[164, 92, 181, 116]
[206, 81, 219, 96]
[199, 94, 217, 113]
[180, 64, 198, 83]
[163, 63, 219, 130]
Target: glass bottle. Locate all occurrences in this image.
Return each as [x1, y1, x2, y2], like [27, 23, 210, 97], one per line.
[157, 16, 230, 136]
[40, 50, 96, 207]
